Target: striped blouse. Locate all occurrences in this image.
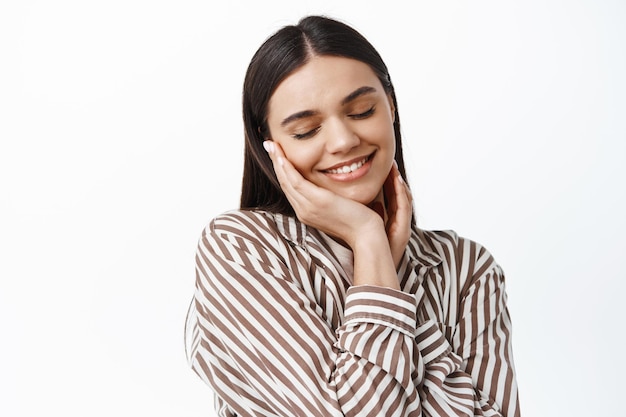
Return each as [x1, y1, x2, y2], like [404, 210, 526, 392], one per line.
[185, 209, 520, 416]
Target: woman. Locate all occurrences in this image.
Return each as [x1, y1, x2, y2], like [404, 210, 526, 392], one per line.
[185, 15, 520, 417]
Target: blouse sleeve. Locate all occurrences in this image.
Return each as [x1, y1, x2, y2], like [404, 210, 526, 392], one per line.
[185, 214, 423, 416]
[410, 237, 520, 416]
[452, 250, 520, 416]
[185, 214, 520, 416]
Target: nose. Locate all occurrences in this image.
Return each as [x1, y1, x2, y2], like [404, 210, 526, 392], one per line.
[324, 118, 360, 154]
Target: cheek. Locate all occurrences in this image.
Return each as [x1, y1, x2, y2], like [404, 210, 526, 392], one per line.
[358, 116, 396, 150]
[278, 141, 320, 178]
[379, 118, 397, 156]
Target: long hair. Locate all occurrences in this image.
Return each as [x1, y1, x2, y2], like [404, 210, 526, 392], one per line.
[240, 15, 410, 218]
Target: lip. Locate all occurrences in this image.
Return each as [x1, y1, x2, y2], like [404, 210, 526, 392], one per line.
[320, 151, 375, 182]
[321, 152, 374, 172]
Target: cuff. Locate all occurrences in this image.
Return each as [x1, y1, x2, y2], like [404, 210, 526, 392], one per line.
[344, 285, 417, 336]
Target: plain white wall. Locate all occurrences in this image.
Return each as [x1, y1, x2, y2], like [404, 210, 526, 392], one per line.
[1, 1, 624, 416]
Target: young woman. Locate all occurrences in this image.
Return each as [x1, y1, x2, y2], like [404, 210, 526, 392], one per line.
[185, 15, 520, 417]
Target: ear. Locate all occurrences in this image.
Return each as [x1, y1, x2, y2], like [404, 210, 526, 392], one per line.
[258, 125, 271, 140]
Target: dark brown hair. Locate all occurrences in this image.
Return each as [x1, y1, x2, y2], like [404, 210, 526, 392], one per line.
[240, 15, 410, 217]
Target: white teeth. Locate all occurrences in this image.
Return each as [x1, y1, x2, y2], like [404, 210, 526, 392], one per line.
[327, 156, 368, 174]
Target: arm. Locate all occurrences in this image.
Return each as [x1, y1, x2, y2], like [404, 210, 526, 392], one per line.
[186, 212, 420, 416]
[259, 141, 520, 415]
[265, 141, 413, 285]
[186, 218, 520, 416]
[265, 141, 405, 290]
[411, 238, 520, 416]
[453, 250, 520, 416]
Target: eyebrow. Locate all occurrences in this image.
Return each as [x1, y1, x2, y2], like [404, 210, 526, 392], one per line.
[280, 86, 378, 127]
[280, 110, 319, 127]
[341, 86, 377, 106]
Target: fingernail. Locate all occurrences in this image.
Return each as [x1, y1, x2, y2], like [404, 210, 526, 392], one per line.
[277, 156, 284, 166]
[393, 160, 398, 168]
[263, 141, 271, 153]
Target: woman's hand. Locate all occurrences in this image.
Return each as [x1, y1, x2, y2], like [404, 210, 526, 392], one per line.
[383, 162, 413, 268]
[264, 140, 410, 290]
[264, 140, 383, 250]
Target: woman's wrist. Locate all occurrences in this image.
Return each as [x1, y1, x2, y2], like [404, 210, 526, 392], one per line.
[351, 228, 400, 290]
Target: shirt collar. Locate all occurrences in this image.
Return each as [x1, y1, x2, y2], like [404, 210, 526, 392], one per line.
[272, 212, 442, 269]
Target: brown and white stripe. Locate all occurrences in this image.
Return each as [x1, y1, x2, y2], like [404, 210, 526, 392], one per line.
[185, 210, 520, 416]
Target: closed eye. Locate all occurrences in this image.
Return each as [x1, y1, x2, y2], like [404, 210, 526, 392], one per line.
[349, 106, 375, 120]
[292, 126, 321, 140]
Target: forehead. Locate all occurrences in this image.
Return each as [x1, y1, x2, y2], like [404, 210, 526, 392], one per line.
[267, 56, 382, 116]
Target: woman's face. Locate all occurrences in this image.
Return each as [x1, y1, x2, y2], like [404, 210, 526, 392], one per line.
[266, 55, 396, 205]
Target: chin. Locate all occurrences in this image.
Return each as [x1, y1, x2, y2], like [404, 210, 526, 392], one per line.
[339, 187, 381, 205]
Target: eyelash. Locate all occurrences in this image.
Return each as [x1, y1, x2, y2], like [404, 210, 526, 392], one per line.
[349, 106, 376, 120]
[293, 127, 321, 140]
[291, 106, 376, 140]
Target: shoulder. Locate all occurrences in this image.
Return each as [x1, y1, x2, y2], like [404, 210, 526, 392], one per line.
[420, 229, 496, 262]
[194, 210, 316, 290]
[203, 209, 277, 238]
[198, 210, 281, 251]
[203, 209, 309, 246]
[412, 228, 503, 283]
[198, 209, 309, 260]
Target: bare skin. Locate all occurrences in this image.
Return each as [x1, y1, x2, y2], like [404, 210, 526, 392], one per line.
[262, 56, 413, 290]
[264, 141, 412, 290]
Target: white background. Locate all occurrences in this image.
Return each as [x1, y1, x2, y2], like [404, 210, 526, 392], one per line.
[1, 1, 624, 416]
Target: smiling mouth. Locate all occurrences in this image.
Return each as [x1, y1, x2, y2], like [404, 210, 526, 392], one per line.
[323, 153, 374, 174]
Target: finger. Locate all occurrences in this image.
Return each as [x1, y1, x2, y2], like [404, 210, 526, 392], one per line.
[393, 174, 412, 226]
[269, 142, 305, 192]
[390, 161, 411, 204]
[384, 162, 412, 267]
[263, 140, 321, 210]
[263, 140, 279, 169]
[386, 162, 412, 232]
[264, 141, 296, 189]
[395, 169, 411, 206]
[263, 140, 299, 202]
[386, 161, 410, 214]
